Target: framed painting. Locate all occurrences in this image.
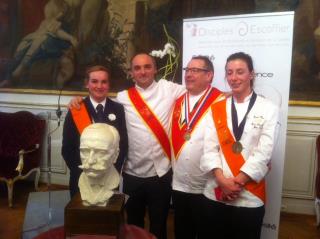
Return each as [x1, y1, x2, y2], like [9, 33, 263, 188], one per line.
[255, 0, 320, 103]
[0, 0, 256, 94]
[289, 0, 320, 102]
[0, 0, 135, 93]
[1, 0, 319, 103]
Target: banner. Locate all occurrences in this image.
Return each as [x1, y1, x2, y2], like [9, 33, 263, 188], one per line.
[183, 12, 294, 239]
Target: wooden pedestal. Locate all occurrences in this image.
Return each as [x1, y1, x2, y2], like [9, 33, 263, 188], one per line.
[64, 193, 125, 238]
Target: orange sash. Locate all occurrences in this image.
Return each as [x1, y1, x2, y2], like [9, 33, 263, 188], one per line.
[70, 102, 92, 135]
[128, 87, 171, 160]
[171, 87, 222, 159]
[212, 99, 265, 203]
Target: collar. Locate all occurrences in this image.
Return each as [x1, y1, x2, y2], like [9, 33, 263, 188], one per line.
[135, 80, 156, 92]
[188, 87, 208, 99]
[233, 91, 253, 104]
[90, 97, 107, 110]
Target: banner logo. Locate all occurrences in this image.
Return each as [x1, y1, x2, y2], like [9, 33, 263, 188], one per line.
[255, 72, 274, 79]
[186, 23, 198, 37]
[236, 21, 290, 36]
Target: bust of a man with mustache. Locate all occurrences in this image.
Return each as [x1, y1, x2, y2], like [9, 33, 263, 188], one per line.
[78, 123, 120, 207]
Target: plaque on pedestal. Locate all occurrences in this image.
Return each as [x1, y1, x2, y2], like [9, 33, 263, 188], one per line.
[64, 193, 125, 238]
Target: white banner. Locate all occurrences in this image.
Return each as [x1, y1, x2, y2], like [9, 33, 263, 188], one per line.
[183, 12, 294, 239]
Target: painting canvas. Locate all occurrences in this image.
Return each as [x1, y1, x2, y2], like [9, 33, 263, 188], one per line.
[289, 0, 320, 101]
[0, 0, 181, 93]
[0, 0, 319, 102]
[0, 0, 136, 92]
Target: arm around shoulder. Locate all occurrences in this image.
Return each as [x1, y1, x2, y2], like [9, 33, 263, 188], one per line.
[160, 79, 186, 98]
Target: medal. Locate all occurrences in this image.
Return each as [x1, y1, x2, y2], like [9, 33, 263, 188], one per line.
[184, 132, 191, 141]
[232, 141, 243, 154]
[231, 92, 257, 154]
[183, 87, 213, 142]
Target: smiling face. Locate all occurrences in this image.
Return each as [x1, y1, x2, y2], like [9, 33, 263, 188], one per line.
[184, 59, 213, 95]
[86, 70, 110, 103]
[226, 59, 254, 101]
[130, 54, 157, 89]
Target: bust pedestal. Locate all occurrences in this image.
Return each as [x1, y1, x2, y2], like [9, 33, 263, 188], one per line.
[64, 193, 125, 238]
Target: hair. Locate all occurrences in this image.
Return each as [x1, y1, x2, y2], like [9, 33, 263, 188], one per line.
[85, 65, 111, 82]
[191, 55, 214, 73]
[130, 52, 157, 69]
[225, 52, 255, 87]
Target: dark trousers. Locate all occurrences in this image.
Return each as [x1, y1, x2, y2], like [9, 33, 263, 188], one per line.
[202, 197, 265, 239]
[172, 190, 208, 239]
[122, 170, 172, 239]
[69, 167, 82, 199]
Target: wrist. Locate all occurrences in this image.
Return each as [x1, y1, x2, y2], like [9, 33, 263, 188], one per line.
[213, 168, 225, 185]
[235, 172, 250, 186]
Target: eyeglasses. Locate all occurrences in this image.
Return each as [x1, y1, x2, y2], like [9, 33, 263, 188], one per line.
[183, 67, 209, 74]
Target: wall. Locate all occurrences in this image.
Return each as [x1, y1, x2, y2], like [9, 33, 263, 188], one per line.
[0, 92, 72, 185]
[0, 92, 319, 215]
[282, 105, 320, 215]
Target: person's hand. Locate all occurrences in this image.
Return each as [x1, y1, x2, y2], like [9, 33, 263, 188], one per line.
[218, 177, 242, 201]
[221, 191, 237, 201]
[234, 172, 251, 187]
[213, 168, 242, 201]
[68, 96, 83, 110]
[215, 187, 237, 202]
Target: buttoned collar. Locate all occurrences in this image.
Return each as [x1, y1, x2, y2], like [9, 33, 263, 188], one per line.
[90, 96, 106, 111]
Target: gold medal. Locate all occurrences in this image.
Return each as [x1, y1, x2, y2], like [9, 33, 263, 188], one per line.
[184, 132, 191, 141]
[232, 141, 243, 154]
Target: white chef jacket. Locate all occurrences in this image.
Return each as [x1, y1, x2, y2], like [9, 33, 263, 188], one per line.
[201, 94, 280, 207]
[172, 91, 215, 194]
[116, 79, 185, 177]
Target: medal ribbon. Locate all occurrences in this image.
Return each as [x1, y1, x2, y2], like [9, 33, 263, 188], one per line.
[231, 92, 257, 141]
[184, 86, 213, 132]
[171, 87, 222, 159]
[211, 99, 265, 203]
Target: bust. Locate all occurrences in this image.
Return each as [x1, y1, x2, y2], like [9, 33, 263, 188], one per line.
[78, 123, 120, 206]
